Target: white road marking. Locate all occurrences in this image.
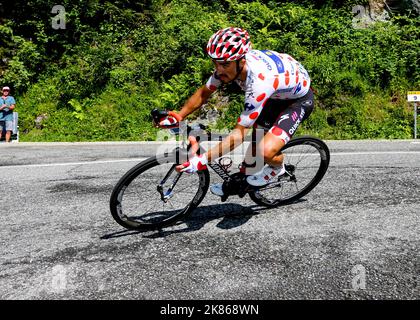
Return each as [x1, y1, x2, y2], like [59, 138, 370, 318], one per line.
[331, 151, 420, 156]
[1, 151, 419, 169]
[1, 158, 148, 169]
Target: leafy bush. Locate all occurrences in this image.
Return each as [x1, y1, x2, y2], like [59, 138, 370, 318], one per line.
[0, 0, 418, 141]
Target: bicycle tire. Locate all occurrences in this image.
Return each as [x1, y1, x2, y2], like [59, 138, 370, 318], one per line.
[248, 136, 330, 207]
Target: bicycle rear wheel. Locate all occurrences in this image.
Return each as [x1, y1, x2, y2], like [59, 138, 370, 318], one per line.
[249, 136, 330, 207]
[110, 154, 209, 230]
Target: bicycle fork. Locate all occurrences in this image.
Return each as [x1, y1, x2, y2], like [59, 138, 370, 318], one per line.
[157, 164, 182, 202]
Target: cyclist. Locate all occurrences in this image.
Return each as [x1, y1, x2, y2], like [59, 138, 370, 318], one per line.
[157, 27, 314, 196]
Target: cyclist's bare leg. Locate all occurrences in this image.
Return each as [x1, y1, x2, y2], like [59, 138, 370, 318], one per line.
[256, 131, 286, 167]
[5, 130, 11, 142]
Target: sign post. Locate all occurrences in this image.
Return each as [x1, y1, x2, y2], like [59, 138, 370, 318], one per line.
[407, 91, 419, 139]
[13, 112, 19, 142]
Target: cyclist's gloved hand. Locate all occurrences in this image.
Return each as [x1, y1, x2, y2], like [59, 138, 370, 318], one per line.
[158, 111, 182, 128]
[176, 136, 207, 173]
[176, 153, 208, 173]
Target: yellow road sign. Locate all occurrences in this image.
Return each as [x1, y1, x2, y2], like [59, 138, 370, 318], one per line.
[407, 91, 420, 102]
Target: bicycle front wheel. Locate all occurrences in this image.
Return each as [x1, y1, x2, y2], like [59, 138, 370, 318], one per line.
[249, 136, 330, 207]
[110, 154, 209, 230]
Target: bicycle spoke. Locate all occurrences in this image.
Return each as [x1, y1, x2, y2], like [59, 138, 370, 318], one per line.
[173, 184, 194, 194]
[289, 146, 313, 167]
[167, 199, 178, 211]
[293, 180, 300, 192]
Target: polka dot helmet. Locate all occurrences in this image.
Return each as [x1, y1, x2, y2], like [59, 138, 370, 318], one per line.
[206, 27, 251, 61]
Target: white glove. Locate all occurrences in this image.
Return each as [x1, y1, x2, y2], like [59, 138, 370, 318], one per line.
[159, 115, 178, 127]
[177, 153, 208, 173]
[158, 111, 182, 128]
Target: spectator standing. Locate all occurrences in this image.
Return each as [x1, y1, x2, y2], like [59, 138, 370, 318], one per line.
[0, 86, 16, 142]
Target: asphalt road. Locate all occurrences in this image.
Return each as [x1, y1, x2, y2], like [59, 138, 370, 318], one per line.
[0, 140, 419, 300]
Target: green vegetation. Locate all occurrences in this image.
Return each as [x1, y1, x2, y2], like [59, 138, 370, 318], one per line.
[0, 0, 419, 141]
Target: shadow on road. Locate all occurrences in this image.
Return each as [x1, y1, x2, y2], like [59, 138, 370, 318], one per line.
[101, 199, 306, 240]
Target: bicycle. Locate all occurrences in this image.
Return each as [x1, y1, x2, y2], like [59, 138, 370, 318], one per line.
[109, 109, 330, 230]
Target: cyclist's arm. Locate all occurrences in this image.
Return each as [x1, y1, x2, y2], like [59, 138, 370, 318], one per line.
[177, 85, 214, 120]
[206, 124, 249, 162]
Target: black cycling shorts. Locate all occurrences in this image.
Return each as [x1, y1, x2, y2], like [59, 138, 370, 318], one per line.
[255, 89, 314, 143]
